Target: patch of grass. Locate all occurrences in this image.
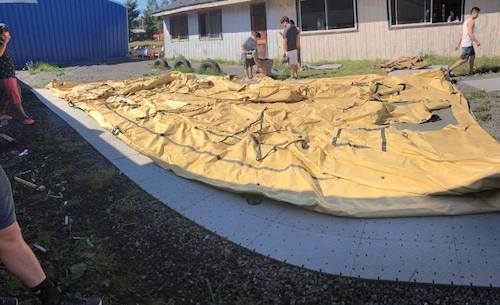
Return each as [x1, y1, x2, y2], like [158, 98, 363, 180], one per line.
[129, 40, 163, 47]
[73, 167, 117, 193]
[117, 200, 138, 216]
[35, 231, 54, 250]
[469, 90, 489, 99]
[27, 62, 64, 76]
[473, 102, 492, 121]
[196, 67, 224, 76]
[174, 66, 195, 73]
[272, 58, 386, 80]
[151, 60, 163, 70]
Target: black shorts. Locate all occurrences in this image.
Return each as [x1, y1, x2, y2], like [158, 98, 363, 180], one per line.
[460, 46, 475, 60]
[244, 57, 255, 68]
[0, 166, 16, 230]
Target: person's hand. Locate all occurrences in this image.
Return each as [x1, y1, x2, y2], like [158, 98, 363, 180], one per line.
[476, 41, 480, 47]
[1, 32, 10, 44]
[455, 45, 460, 51]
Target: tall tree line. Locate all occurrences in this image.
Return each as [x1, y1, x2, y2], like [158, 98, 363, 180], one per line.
[126, 0, 172, 34]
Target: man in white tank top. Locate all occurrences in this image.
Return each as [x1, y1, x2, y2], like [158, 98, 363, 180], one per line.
[448, 7, 481, 76]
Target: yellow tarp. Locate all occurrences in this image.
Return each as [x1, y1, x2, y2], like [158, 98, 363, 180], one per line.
[47, 70, 500, 217]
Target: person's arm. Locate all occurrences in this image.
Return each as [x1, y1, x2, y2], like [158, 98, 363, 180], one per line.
[296, 30, 301, 50]
[455, 35, 462, 51]
[0, 32, 10, 57]
[467, 19, 480, 46]
[282, 37, 288, 56]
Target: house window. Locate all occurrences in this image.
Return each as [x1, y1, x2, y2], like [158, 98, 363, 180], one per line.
[170, 15, 188, 40]
[298, 0, 356, 32]
[198, 10, 222, 38]
[389, 0, 464, 25]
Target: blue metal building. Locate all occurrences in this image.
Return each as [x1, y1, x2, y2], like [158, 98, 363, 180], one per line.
[0, 0, 128, 67]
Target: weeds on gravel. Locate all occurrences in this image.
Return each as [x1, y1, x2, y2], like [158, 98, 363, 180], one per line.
[73, 168, 117, 193]
[196, 67, 224, 76]
[27, 62, 64, 76]
[473, 102, 492, 121]
[470, 90, 489, 100]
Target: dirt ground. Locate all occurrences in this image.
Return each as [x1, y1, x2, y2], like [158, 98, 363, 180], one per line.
[2, 64, 499, 304]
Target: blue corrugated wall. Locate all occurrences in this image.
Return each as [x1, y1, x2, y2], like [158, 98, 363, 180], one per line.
[0, 0, 129, 67]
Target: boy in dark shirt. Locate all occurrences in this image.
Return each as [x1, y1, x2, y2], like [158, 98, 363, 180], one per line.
[0, 24, 34, 125]
[280, 16, 300, 79]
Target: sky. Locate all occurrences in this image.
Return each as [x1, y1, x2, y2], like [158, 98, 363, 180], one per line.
[136, 0, 147, 10]
[122, 0, 147, 11]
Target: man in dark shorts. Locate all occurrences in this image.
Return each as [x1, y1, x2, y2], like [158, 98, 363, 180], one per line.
[0, 24, 34, 125]
[448, 7, 481, 76]
[280, 16, 300, 79]
[0, 165, 102, 305]
[241, 31, 261, 80]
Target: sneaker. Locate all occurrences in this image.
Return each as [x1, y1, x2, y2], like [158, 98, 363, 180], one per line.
[22, 117, 35, 125]
[60, 297, 102, 305]
[446, 68, 455, 78]
[0, 297, 18, 305]
[0, 115, 13, 120]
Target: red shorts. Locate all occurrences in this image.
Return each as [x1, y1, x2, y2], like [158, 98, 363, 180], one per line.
[0, 78, 22, 105]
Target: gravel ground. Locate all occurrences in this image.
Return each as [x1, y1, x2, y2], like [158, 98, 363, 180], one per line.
[16, 60, 244, 88]
[455, 81, 500, 140]
[1, 89, 500, 305]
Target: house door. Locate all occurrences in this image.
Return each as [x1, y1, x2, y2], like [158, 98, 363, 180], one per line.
[250, 3, 267, 59]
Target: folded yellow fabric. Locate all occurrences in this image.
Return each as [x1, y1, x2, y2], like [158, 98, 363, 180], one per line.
[47, 70, 500, 217]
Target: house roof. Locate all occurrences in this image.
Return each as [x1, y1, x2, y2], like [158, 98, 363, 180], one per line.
[153, 0, 252, 16]
[155, 0, 223, 13]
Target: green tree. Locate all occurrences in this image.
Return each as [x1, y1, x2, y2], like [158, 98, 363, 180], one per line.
[125, 0, 140, 30]
[159, 0, 170, 8]
[143, 0, 159, 36]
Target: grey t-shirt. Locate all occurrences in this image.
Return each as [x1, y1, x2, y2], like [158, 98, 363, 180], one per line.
[283, 25, 298, 51]
[242, 37, 257, 51]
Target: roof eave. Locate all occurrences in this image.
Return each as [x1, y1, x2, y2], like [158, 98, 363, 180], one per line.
[153, 0, 253, 17]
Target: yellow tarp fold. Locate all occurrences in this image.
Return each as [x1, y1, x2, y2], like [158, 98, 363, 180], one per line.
[47, 70, 500, 217]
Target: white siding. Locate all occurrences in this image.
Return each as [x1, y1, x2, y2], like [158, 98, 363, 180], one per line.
[266, 0, 296, 59]
[163, 3, 251, 61]
[163, 0, 500, 62]
[295, 0, 500, 61]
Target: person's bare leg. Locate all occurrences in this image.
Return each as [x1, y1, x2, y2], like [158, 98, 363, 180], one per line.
[291, 65, 298, 79]
[450, 59, 467, 71]
[469, 55, 475, 74]
[0, 222, 46, 288]
[12, 103, 29, 119]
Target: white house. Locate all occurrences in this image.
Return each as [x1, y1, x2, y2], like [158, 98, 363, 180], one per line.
[153, 0, 500, 62]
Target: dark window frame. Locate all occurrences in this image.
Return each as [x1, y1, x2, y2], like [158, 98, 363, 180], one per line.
[296, 0, 358, 33]
[169, 14, 189, 41]
[388, 0, 465, 28]
[198, 9, 223, 39]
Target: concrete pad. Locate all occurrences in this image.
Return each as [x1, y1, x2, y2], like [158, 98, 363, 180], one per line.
[32, 87, 500, 288]
[462, 77, 500, 92]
